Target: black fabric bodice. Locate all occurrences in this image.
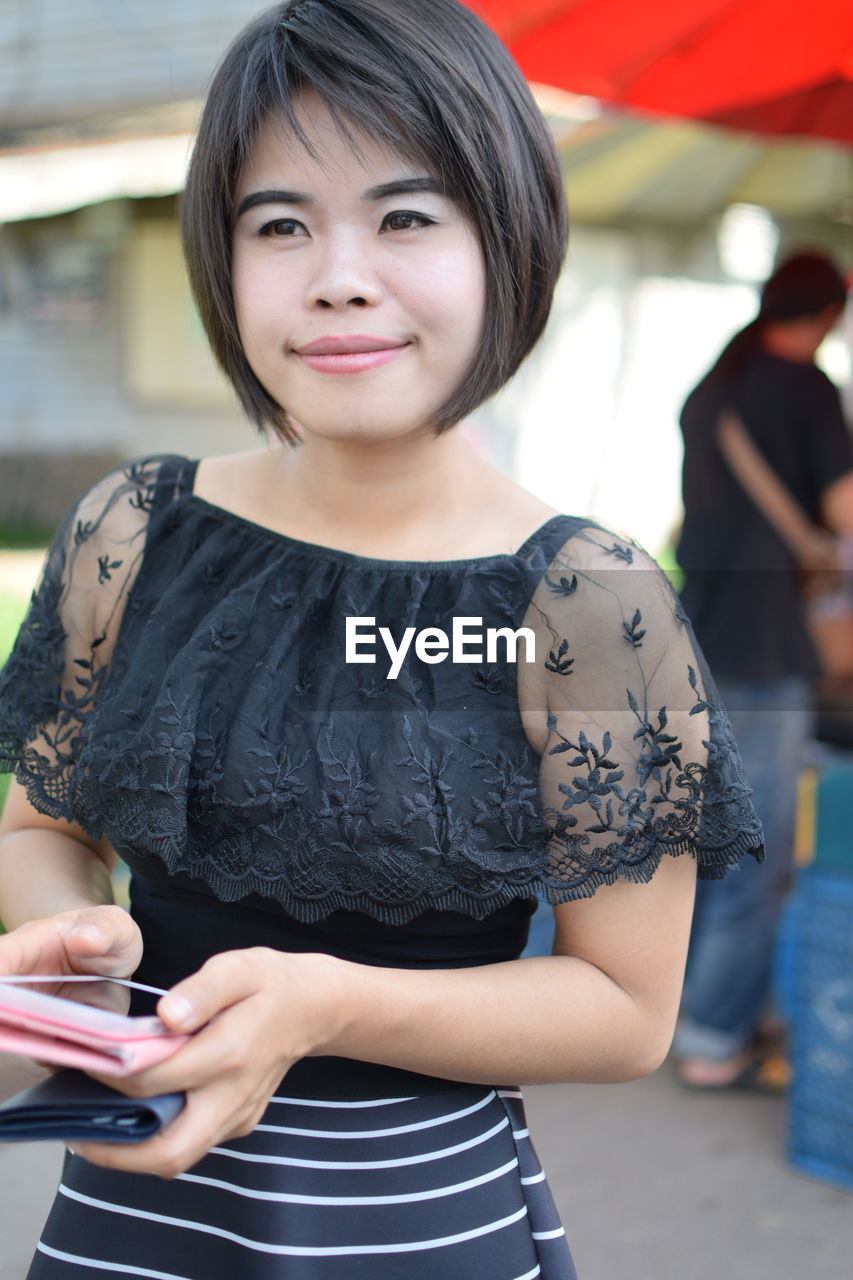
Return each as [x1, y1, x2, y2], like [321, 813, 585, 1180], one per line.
[1, 455, 763, 945]
[127, 874, 535, 1096]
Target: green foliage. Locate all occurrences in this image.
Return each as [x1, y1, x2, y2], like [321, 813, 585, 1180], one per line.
[0, 589, 30, 932]
[0, 589, 30, 821]
[0, 522, 54, 551]
[0, 591, 29, 658]
[655, 542, 684, 593]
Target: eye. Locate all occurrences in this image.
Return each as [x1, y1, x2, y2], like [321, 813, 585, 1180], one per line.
[380, 210, 435, 233]
[258, 218, 307, 238]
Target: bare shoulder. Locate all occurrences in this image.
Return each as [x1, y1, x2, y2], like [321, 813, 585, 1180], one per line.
[193, 447, 274, 507]
[470, 467, 561, 551]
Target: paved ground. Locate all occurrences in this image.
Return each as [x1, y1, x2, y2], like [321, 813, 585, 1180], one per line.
[1, 1053, 850, 1280]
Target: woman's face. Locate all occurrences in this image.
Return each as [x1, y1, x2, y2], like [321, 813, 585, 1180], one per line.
[231, 95, 487, 444]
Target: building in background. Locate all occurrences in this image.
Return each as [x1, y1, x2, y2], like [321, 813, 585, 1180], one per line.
[0, 1, 264, 528]
[1, 0, 850, 551]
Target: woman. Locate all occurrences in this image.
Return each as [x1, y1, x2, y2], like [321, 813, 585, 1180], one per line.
[674, 251, 852, 1091]
[0, 2, 762, 1276]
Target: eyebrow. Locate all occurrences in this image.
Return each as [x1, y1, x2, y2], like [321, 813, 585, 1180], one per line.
[363, 177, 445, 201]
[235, 176, 444, 220]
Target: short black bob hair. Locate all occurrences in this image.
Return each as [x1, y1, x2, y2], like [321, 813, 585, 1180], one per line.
[181, 0, 568, 441]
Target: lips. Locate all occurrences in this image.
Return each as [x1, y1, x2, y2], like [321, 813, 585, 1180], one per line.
[293, 334, 409, 374]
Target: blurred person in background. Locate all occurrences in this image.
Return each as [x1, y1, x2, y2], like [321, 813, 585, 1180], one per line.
[674, 251, 853, 1090]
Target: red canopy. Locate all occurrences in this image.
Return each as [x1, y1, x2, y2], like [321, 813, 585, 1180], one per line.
[472, 0, 853, 145]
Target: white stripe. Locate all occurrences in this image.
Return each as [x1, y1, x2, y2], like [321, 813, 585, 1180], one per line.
[177, 1156, 519, 1206]
[520, 1171, 547, 1186]
[512, 1128, 530, 1140]
[57, 1185, 529, 1256]
[37, 1242, 191, 1280]
[38, 1240, 542, 1280]
[498, 1089, 524, 1099]
[269, 1094, 417, 1109]
[254, 1090, 495, 1139]
[208, 1114, 510, 1170]
[532, 1227, 567, 1241]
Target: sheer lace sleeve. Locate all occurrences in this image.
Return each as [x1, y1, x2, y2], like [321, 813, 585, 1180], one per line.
[0, 458, 181, 824]
[518, 526, 764, 900]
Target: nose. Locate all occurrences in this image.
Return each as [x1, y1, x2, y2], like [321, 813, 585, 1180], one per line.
[305, 233, 383, 311]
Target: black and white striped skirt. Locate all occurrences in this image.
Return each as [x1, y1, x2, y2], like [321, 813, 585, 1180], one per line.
[28, 1083, 576, 1279]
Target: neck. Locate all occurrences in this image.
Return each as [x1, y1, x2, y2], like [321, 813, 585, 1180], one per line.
[760, 322, 820, 364]
[269, 426, 497, 552]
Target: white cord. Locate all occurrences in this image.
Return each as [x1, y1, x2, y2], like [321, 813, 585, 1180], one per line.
[0, 975, 168, 996]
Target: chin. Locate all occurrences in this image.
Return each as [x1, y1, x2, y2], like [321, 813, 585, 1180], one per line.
[293, 410, 439, 444]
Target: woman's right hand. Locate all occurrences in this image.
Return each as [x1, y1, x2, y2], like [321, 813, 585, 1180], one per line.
[0, 904, 142, 982]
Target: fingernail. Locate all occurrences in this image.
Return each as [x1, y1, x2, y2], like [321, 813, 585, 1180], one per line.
[159, 994, 195, 1028]
[68, 924, 101, 942]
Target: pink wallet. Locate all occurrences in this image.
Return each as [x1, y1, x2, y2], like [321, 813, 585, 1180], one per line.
[0, 979, 190, 1076]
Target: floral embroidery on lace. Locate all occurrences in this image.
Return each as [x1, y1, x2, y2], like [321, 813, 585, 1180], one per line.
[0, 456, 763, 922]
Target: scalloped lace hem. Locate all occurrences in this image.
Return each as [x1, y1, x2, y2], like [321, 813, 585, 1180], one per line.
[6, 764, 764, 924]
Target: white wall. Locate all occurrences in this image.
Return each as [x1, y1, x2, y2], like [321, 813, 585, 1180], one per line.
[0, 0, 267, 125]
[476, 225, 761, 556]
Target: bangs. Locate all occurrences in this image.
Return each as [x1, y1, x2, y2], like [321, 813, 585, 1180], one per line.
[222, 2, 500, 224]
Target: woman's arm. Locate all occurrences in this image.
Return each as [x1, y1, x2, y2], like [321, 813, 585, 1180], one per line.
[171, 849, 694, 1080]
[0, 464, 158, 973]
[0, 779, 141, 977]
[64, 834, 695, 1178]
[318, 854, 695, 1086]
[0, 789, 693, 1178]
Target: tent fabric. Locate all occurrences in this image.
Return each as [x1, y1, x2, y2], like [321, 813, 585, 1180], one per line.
[473, 0, 853, 144]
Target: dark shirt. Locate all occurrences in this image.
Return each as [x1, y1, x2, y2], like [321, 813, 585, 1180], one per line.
[677, 349, 852, 680]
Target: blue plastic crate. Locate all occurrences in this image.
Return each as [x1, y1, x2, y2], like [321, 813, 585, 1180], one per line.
[786, 870, 853, 1192]
[812, 762, 853, 876]
[774, 894, 799, 1026]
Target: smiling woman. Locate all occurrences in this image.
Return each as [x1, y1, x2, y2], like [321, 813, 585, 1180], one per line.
[0, 3, 763, 1279]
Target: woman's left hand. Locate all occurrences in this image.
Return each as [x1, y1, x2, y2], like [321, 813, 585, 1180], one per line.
[72, 946, 348, 1177]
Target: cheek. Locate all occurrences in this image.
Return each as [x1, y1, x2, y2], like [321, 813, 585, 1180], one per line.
[232, 262, 282, 356]
[442, 239, 487, 329]
[408, 249, 486, 339]
[231, 258, 254, 342]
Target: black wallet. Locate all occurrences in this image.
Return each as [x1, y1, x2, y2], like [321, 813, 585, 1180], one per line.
[0, 1068, 185, 1143]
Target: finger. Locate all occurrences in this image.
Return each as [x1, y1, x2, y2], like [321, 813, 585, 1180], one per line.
[71, 1081, 257, 1178]
[0, 909, 140, 980]
[0, 933, 27, 976]
[156, 948, 273, 1033]
[89, 994, 275, 1099]
[0, 924, 57, 976]
[56, 979, 131, 1016]
[66, 907, 142, 974]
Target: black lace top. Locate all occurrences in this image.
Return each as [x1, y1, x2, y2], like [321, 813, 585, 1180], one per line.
[0, 455, 763, 930]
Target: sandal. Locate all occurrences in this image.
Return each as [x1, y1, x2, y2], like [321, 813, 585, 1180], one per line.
[675, 1055, 788, 1095]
